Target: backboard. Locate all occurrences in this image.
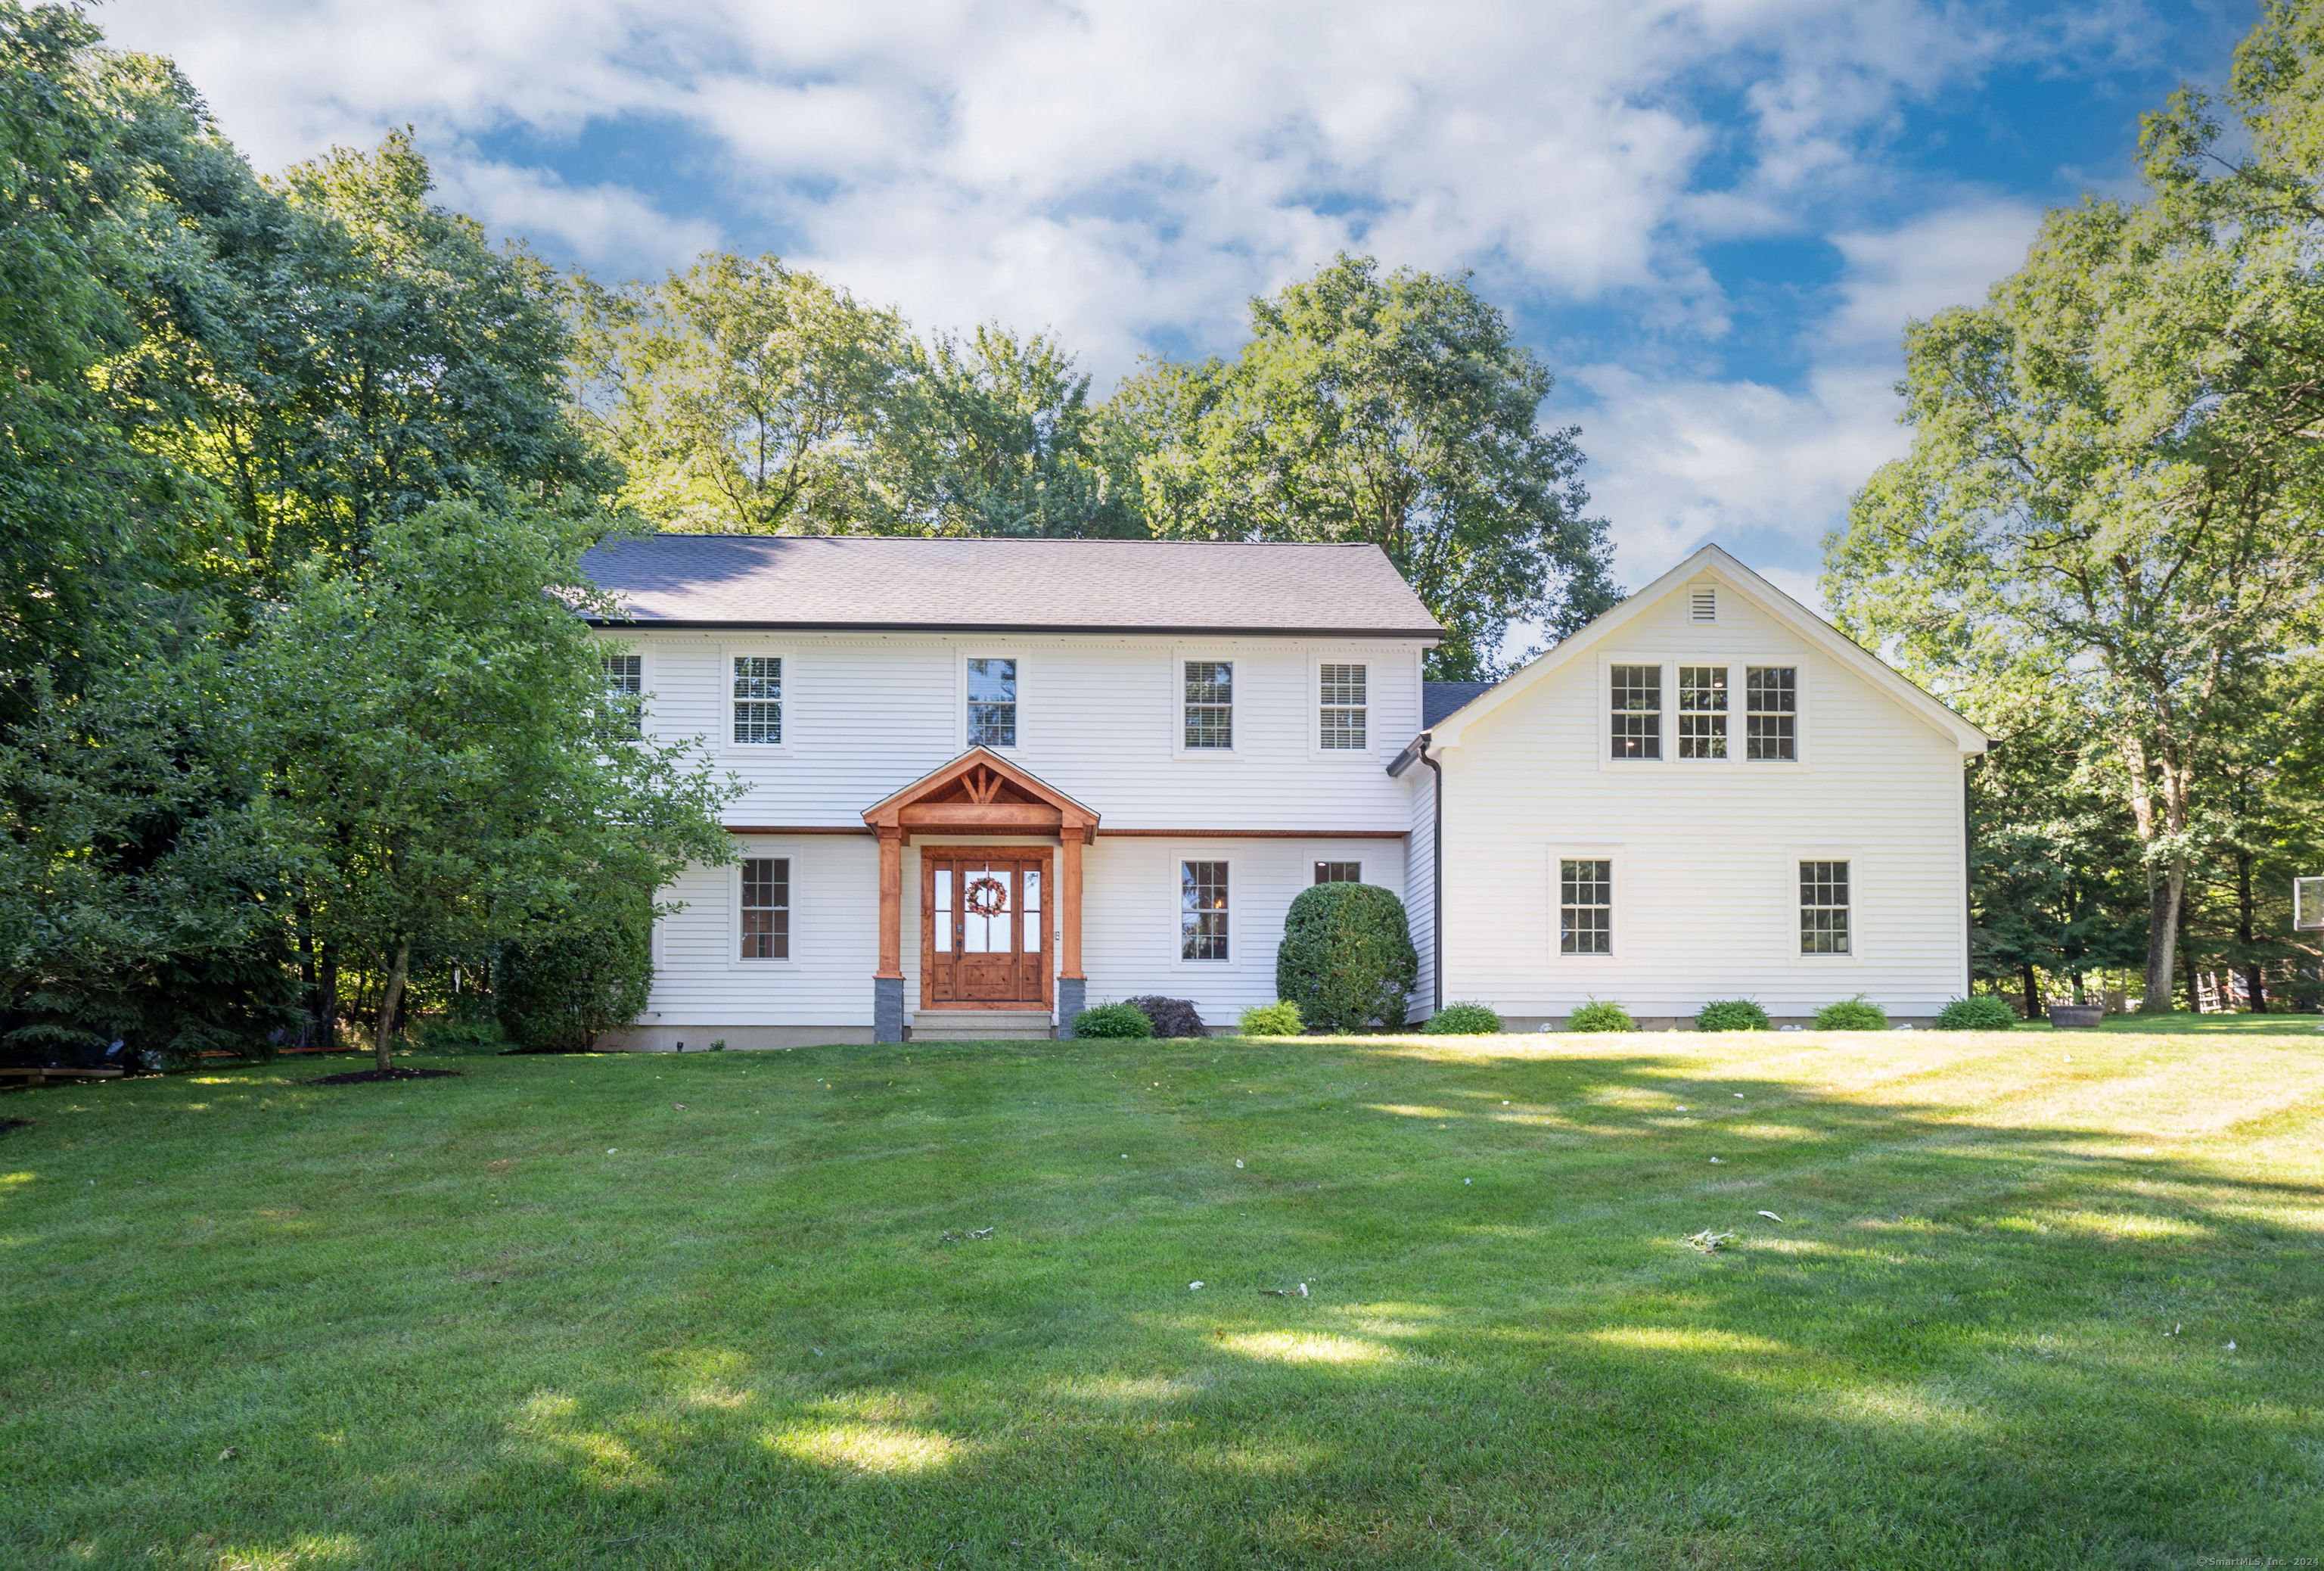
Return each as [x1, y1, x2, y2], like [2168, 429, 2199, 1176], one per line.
[2299, 876, 2324, 931]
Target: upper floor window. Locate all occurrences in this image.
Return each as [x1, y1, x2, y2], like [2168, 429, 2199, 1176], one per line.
[1560, 858, 1611, 954]
[1315, 860, 1362, 885]
[732, 657, 782, 745]
[1678, 666, 1727, 759]
[1611, 665, 1661, 758]
[968, 658, 1017, 748]
[1182, 860, 1229, 960]
[741, 857, 790, 959]
[604, 652, 642, 734]
[1747, 667, 1797, 760]
[1184, 661, 1233, 749]
[1800, 860, 1849, 953]
[1319, 663, 1366, 749]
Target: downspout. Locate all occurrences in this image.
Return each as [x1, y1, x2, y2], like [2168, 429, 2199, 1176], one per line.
[1422, 740, 1443, 1016]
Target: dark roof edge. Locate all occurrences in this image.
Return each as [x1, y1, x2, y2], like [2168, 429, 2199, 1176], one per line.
[584, 618, 1446, 639]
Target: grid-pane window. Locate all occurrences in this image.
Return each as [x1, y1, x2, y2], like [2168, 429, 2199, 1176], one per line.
[741, 857, 790, 960]
[1560, 859, 1612, 955]
[604, 653, 642, 734]
[1800, 860, 1850, 954]
[1314, 860, 1362, 885]
[1678, 665, 1728, 759]
[1319, 663, 1367, 749]
[968, 658, 1017, 748]
[732, 656, 782, 745]
[1181, 860, 1229, 960]
[1185, 662, 1233, 749]
[1611, 665, 1661, 758]
[1747, 667, 1797, 761]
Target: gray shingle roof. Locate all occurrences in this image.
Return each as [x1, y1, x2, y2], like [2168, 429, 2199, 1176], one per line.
[578, 534, 1443, 637]
[1423, 680, 1497, 727]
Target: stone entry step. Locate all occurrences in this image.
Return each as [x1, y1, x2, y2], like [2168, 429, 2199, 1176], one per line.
[909, 1009, 1055, 1042]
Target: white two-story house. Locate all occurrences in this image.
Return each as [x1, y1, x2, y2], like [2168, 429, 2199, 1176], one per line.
[584, 536, 1990, 1044]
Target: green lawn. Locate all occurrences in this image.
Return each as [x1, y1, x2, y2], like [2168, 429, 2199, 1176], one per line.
[5, 1027, 2322, 1569]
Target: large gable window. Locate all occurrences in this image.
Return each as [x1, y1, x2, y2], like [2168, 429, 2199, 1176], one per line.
[1800, 860, 1850, 954]
[741, 857, 790, 960]
[1319, 663, 1366, 749]
[968, 658, 1017, 748]
[1748, 667, 1797, 761]
[1678, 666, 1727, 759]
[1611, 665, 1661, 758]
[1184, 661, 1233, 749]
[1560, 859, 1612, 954]
[732, 656, 782, 745]
[1181, 860, 1229, 960]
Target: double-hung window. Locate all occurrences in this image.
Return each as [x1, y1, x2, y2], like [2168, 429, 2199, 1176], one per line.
[1800, 860, 1849, 954]
[1611, 665, 1661, 758]
[968, 658, 1017, 748]
[732, 656, 782, 745]
[1560, 859, 1612, 954]
[1314, 860, 1362, 885]
[1181, 860, 1229, 960]
[741, 857, 790, 960]
[604, 652, 642, 734]
[1747, 667, 1797, 760]
[1319, 664, 1366, 749]
[1678, 666, 1728, 758]
[1184, 662, 1233, 749]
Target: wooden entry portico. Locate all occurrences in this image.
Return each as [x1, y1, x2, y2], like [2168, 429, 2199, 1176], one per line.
[861, 749, 1100, 1041]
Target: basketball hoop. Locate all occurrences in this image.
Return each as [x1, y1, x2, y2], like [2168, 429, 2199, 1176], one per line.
[2298, 876, 2324, 932]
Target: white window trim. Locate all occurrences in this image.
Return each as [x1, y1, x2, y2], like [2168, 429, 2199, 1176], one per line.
[596, 637, 652, 733]
[1549, 845, 1626, 963]
[957, 648, 1025, 753]
[1170, 847, 1240, 971]
[726, 843, 799, 971]
[1789, 847, 1866, 966]
[1308, 652, 1375, 760]
[1171, 646, 1244, 759]
[1597, 652, 1811, 772]
[719, 643, 796, 758]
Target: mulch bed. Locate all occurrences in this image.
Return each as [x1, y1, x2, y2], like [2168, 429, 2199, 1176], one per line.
[308, 1068, 467, 1087]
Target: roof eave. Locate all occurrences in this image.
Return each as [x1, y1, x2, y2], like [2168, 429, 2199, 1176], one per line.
[588, 618, 1446, 640]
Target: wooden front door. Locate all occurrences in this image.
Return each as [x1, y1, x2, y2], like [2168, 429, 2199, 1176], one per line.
[922, 850, 1052, 1008]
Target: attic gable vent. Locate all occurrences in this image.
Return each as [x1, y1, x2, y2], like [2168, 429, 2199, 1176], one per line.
[1691, 588, 1717, 623]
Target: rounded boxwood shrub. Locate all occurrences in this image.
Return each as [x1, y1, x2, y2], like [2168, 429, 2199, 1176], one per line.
[1239, 1000, 1303, 1037]
[1934, 995, 2018, 1031]
[496, 901, 653, 1053]
[1073, 1002, 1154, 1039]
[1564, 998, 1636, 1033]
[1275, 883, 1418, 1032]
[1123, 995, 1206, 1039]
[1423, 1001, 1503, 1035]
[1695, 998, 1771, 1032]
[1813, 994, 1887, 1031]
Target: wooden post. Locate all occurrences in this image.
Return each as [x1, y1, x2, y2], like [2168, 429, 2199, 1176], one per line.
[876, 828, 905, 981]
[1059, 826, 1086, 981]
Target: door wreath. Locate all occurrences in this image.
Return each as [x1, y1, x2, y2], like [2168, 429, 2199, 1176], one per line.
[965, 874, 1010, 917]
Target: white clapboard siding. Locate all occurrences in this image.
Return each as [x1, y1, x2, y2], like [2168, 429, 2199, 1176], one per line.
[1434, 571, 1974, 1022]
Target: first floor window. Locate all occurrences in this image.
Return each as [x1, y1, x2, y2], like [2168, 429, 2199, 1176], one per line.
[1678, 665, 1728, 758]
[1748, 667, 1797, 760]
[1560, 859, 1612, 954]
[604, 652, 642, 733]
[741, 857, 790, 959]
[1184, 661, 1233, 749]
[1800, 860, 1849, 953]
[1319, 663, 1366, 749]
[968, 658, 1017, 748]
[1611, 665, 1661, 758]
[733, 656, 782, 745]
[1182, 860, 1229, 960]
[1315, 860, 1362, 884]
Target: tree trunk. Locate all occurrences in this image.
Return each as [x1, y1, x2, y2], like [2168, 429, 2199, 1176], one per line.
[2142, 855, 2186, 1013]
[318, 940, 339, 1050]
[2236, 851, 2267, 1013]
[375, 938, 411, 1072]
[2021, 964, 2040, 1021]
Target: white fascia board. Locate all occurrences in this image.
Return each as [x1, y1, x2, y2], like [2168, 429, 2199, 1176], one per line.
[1426, 545, 1994, 755]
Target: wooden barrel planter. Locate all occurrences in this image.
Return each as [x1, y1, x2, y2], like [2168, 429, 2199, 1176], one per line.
[2047, 1004, 2105, 1029]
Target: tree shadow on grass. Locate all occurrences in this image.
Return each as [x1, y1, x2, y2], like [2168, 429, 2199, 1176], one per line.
[17, 1037, 2324, 1569]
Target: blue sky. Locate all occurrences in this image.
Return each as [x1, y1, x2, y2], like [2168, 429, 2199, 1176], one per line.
[104, 0, 2255, 606]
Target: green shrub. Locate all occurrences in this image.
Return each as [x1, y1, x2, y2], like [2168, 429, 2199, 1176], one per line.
[1695, 999, 1771, 1032]
[495, 900, 653, 1053]
[1275, 883, 1418, 1032]
[1422, 1001, 1503, 1034]
[1073, 1002, 1154, 1039]
[1813, 994, 1887, 1031]
[1238, 1000, 1303, 1037]
[1564, 999, 1636, 1033]
[1934, 995, 2018, 1031]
